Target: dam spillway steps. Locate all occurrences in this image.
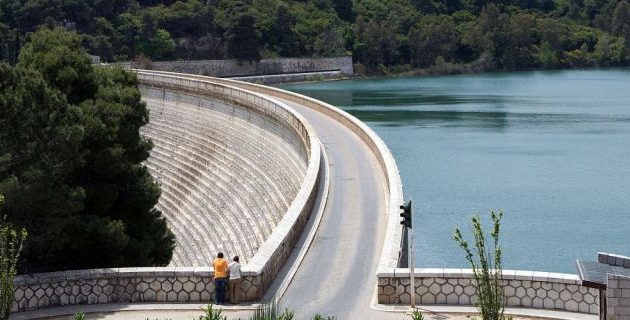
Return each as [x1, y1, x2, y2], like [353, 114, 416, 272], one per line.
[140, 86, 309, 267]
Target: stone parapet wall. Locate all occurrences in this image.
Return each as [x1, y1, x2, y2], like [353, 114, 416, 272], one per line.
[11, 71, 323, 312]
[12, 268, 259, 311]
[231, 71, 344, 85]
[377, 269, 599, 314]
[600, 253, 630, 269]
[608, 273, 630, 320]
[122, 57, 353, 78]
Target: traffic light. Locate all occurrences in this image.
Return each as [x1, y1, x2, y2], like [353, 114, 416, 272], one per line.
[400, 200, 412, 228]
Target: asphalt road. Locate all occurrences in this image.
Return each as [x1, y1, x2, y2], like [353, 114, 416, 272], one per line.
[142, 72, 398, 319]
[270, 98, 389, 320]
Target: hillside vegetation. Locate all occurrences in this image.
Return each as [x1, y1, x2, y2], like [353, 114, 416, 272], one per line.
[1, 0, 630, 72]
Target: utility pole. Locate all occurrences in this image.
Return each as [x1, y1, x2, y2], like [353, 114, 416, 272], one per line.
[400, 199, 416, 308]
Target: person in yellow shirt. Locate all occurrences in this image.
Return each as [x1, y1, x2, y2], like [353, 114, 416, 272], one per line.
[213, 252, 229, 304]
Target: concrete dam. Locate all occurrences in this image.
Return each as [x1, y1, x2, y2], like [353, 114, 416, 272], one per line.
[10, 70, 629, 320]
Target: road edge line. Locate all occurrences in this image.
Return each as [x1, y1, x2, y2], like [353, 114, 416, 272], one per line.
[273, 144, 331, 303]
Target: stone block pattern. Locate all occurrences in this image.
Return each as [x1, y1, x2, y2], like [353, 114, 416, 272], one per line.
[378, 275, 599, 314]
[11, 269, 260, 312]
[599, 253, 630, 269]
[123, 57, 353, 77]
[231, 70, 344, 85]
[607, 274, 630, 320]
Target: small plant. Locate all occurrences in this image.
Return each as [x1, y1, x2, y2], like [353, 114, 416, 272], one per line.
[409, 309, 424, 320]
[0, 194, 27, 320]
[311, 314, 336, 320]
[278, 309, 294, 320]
[248, 302, 294, 320]
[73, 312, 86, 320]
[198, 304, 226, 320]
[453, 210, 505, 320]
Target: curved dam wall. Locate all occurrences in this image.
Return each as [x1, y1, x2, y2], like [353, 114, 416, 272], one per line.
[143, 72, 604, 316]
[140, 86, 307, 266]
[10, 72, 322, 312]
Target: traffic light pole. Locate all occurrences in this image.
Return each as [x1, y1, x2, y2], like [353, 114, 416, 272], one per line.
[408, 199, 416, 309]
[400, 199, 416, 309]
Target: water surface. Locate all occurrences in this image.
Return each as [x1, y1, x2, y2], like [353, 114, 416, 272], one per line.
[281, 69, 630, 273]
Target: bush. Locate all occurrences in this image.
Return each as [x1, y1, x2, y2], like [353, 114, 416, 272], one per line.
[199, 305, 226, 320]
[0, 194, 27, 320]
[453, 211, 505, 320]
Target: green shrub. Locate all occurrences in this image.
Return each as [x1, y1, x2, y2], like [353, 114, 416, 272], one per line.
[409, 309, 425, 320]
[0, 194, 27, 320]
[73, 312, 86, 320]
[453, 211, 505, 320]
[248, 302, 294, 320]
[199, 305, 226, 320]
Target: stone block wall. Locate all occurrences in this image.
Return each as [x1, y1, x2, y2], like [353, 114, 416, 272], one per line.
[600, 253, 630, 269]
[607, 274, 630, 320]
[377, 269, 599, 314]
[231, 70, 344, 85]
[123, 57, 353, 78]
[12, 268, 260, 312]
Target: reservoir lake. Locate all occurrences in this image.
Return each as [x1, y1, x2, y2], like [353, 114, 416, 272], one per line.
[282, 69, 630, 273]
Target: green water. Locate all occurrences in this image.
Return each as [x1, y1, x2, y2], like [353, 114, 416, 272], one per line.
[282, 69, 630, 273]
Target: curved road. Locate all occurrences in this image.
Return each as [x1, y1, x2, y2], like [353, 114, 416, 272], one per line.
[275, 99, 388, 319]
[142, 71, 396, 319]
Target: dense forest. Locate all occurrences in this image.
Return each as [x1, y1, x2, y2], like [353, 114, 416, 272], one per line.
[1, 0, 630, 72]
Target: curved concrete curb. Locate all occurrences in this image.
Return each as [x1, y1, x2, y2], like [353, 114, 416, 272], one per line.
[271, 144, 330, 304]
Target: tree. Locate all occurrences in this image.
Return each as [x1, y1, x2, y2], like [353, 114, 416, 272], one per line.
[17, 28, 98, 104]
[0, 24, 20, 64]
[0, 62, 84, 272]
[453, 211, 505, 320]
[593, 33, 625, 65]
[612, 0, 630, 45]
[502, 13, 536, 69]
[1, 28, 174, 271]
[333, 0, 354, 21]
[537, 41, 560, 68]
[225, 12, 261, 62]
[408, 15, 458, 67]
[354, 14, 400, 67]
[271, 5, 301, 57]
[0, 194, 27, 320]
[139, 28, 176, 61]
[116, 13, 143, 60]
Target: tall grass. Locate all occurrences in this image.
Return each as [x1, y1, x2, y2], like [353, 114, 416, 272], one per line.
[248, 302, 294, 320]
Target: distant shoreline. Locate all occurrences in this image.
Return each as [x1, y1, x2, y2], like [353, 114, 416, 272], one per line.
[353, 63, 630, 80]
